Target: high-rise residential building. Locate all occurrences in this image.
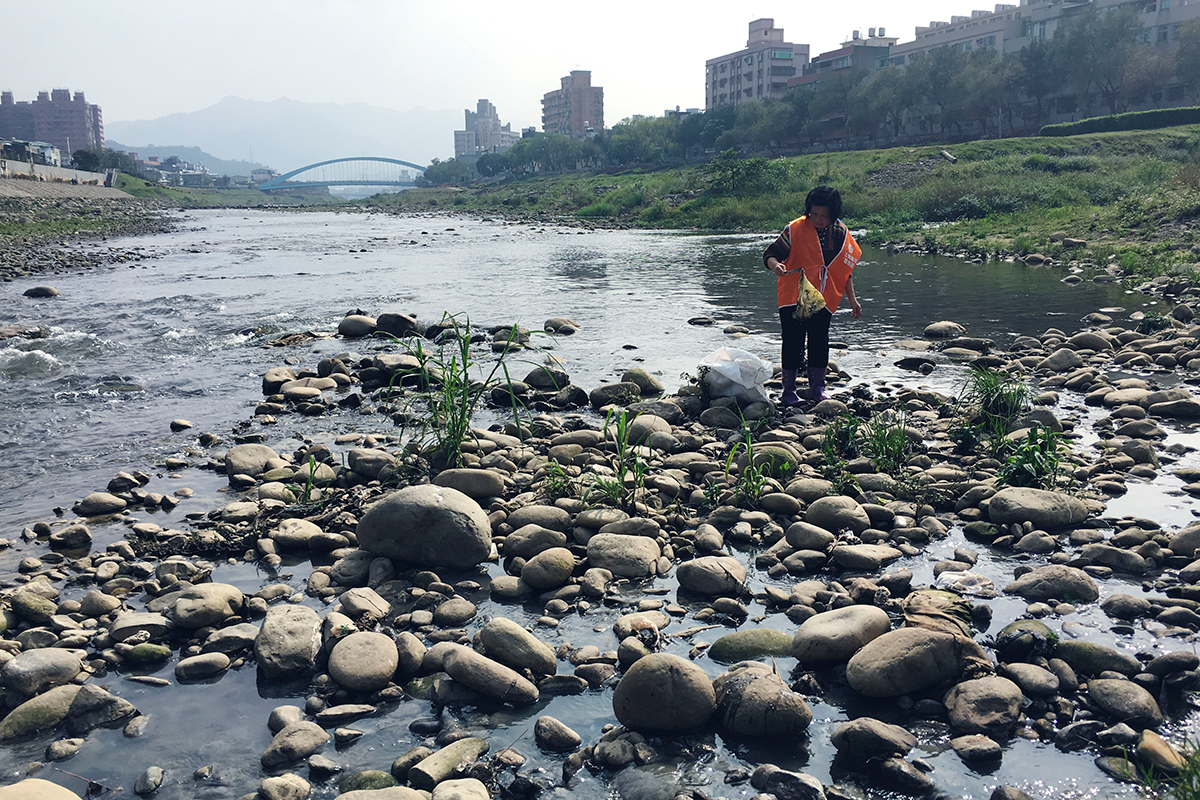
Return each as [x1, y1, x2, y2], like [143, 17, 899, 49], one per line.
[706, 19, 809, 110]
[453, 99, 521, 159]
[541, 71, 604, 137]
[0, 89, 104, 158]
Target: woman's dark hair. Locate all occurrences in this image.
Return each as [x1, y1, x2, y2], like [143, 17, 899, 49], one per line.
[805, 185, 842, 222]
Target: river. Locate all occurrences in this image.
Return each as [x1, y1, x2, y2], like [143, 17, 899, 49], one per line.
[0, 209, 1192, 799]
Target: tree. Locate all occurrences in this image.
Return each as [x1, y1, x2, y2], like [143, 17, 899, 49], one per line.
[850, 67, 916, 140]
[418, 157, 474, 186]
[910, 46, 970, 133]
[1059, 7, 1143, 114]
[1123, 46, 1176, 108]
[698, 105, 737, 149]
[1017, 38, 1064, 127]
[71, 149, 102, 172]
[475, 152, 509, 178]
[1177, 20, 1200, 100]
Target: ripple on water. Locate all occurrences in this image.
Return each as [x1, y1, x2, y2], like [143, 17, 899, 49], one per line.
[0, 346, 61, 379]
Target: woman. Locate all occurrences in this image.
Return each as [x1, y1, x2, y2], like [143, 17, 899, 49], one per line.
[763, 185, 862, 406]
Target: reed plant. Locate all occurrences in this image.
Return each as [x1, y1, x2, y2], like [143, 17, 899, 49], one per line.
[582, 409, 648, 510]
[724, 429, 771, 507]
[859, 410, 915, 475]
[385, 314, 534, 471]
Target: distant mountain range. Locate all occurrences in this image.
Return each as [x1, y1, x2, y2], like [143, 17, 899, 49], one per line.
[105, 96, 461, 174]
[105, 141, 269, 177]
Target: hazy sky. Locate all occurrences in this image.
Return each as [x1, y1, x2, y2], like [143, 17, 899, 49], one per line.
[6, 0, 981, 127]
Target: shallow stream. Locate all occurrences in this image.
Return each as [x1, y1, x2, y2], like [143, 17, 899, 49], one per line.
[1, 210, 1197, 799]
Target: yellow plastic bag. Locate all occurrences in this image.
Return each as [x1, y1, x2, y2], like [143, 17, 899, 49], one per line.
[793, 273, 826, 320]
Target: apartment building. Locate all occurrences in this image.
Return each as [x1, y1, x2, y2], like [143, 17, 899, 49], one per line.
[790, 29, 898, 87]
[541, 71, 604, 137]
[705, 19, 809, 110]
[881, 0, 1200, 68]
[0, 89, 104, 159]
[453, 99, 521, 158]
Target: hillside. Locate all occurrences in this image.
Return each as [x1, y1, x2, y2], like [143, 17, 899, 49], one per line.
[106, 96, 458, 173]
[106, 141, 269, 177]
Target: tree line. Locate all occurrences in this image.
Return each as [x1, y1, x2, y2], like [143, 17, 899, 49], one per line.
[418, 9, 1200, 185]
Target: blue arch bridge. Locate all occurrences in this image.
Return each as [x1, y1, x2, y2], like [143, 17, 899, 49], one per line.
[258, 157, 426, 192]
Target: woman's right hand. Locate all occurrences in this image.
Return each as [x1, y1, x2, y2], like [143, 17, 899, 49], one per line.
[768, 258, 787, 276]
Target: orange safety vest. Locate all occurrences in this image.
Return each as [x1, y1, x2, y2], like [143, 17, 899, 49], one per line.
[777, 216, 862, 312]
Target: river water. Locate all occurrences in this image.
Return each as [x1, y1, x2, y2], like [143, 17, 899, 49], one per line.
[0, 209, 1193, 798]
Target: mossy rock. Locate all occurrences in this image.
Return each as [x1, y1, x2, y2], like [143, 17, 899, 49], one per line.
[963, 521, 1001, 542]
[709, 629, 794, 664]
[126, 643, 172, 664]
[994, 619, 1056, 662]
[404, 674, 439, 700]
[0, 684, 81, 742]
[339, 770, 397, 792]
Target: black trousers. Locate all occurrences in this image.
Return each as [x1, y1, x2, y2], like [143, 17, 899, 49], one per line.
[778, 306, 833, 371]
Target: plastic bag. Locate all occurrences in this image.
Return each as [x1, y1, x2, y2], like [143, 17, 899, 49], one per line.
[794, 273, 826, 320]
[700, 346, 773, 405]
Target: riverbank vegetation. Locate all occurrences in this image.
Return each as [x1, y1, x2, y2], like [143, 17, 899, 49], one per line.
[366, 125, 1200, 279]
[112, 174, 337, 206]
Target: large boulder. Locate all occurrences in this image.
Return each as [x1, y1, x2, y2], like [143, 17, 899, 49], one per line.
[169, 583, 243, 629]
[261, 720, 330, 768]
[1054, 641, 1142, 677]
[793, 605, 891, 665]
[713, 661, 812, 737]
[0, 649, 84, 696]
[805, 496, 870, 534]
[329, 632, 399, 692]
[442, 645, 539, 704]
[0, 685, 80, 742]
[1088, 679, 1163, 729]
[0, 684, 137, 742]
[357, 485, 492, 568]
[255, 605, 322, 679]
[612, 653, 715, 734]
[831, 717, 916, 759]
[0, 779, 82, 800]
[944, 677, 1023, 736]
[987, 487, 1089, 529]
[709, 629, 795, 663]
[224, 443, 279, 479]
[585, 533, 660, 578]
[676, 556, 747, 597]
[1003, 565, 1099, 604]
[478, 618, 556, 676]
[846, 628, 992, 698]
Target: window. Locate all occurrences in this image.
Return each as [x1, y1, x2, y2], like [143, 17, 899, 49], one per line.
[771, 49, 793, 59]
[1159, 25, 1170, 41]
[1145, 2, 1156, 10]
[1163, 0, 1170, 8]
[1026, 20, 1047, 39]
[1141, 28, 1152, 42]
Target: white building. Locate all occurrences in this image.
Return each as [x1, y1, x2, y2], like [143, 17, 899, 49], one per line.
[454, 99, 521, 158]
[705, 19, 810, 110]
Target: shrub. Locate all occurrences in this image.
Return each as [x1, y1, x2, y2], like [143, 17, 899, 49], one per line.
[1040, 107, 1200, 136]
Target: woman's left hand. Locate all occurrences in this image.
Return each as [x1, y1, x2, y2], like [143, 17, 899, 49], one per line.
[849, 300, 863, 320]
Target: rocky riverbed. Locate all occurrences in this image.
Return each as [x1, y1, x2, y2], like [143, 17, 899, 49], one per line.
[0, 189, 176, 283]
[6, 292, 1200, 800]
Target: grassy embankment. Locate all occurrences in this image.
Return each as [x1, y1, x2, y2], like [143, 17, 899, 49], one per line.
[112, 173, 340, 207]
[363, 126, 1200, 279]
